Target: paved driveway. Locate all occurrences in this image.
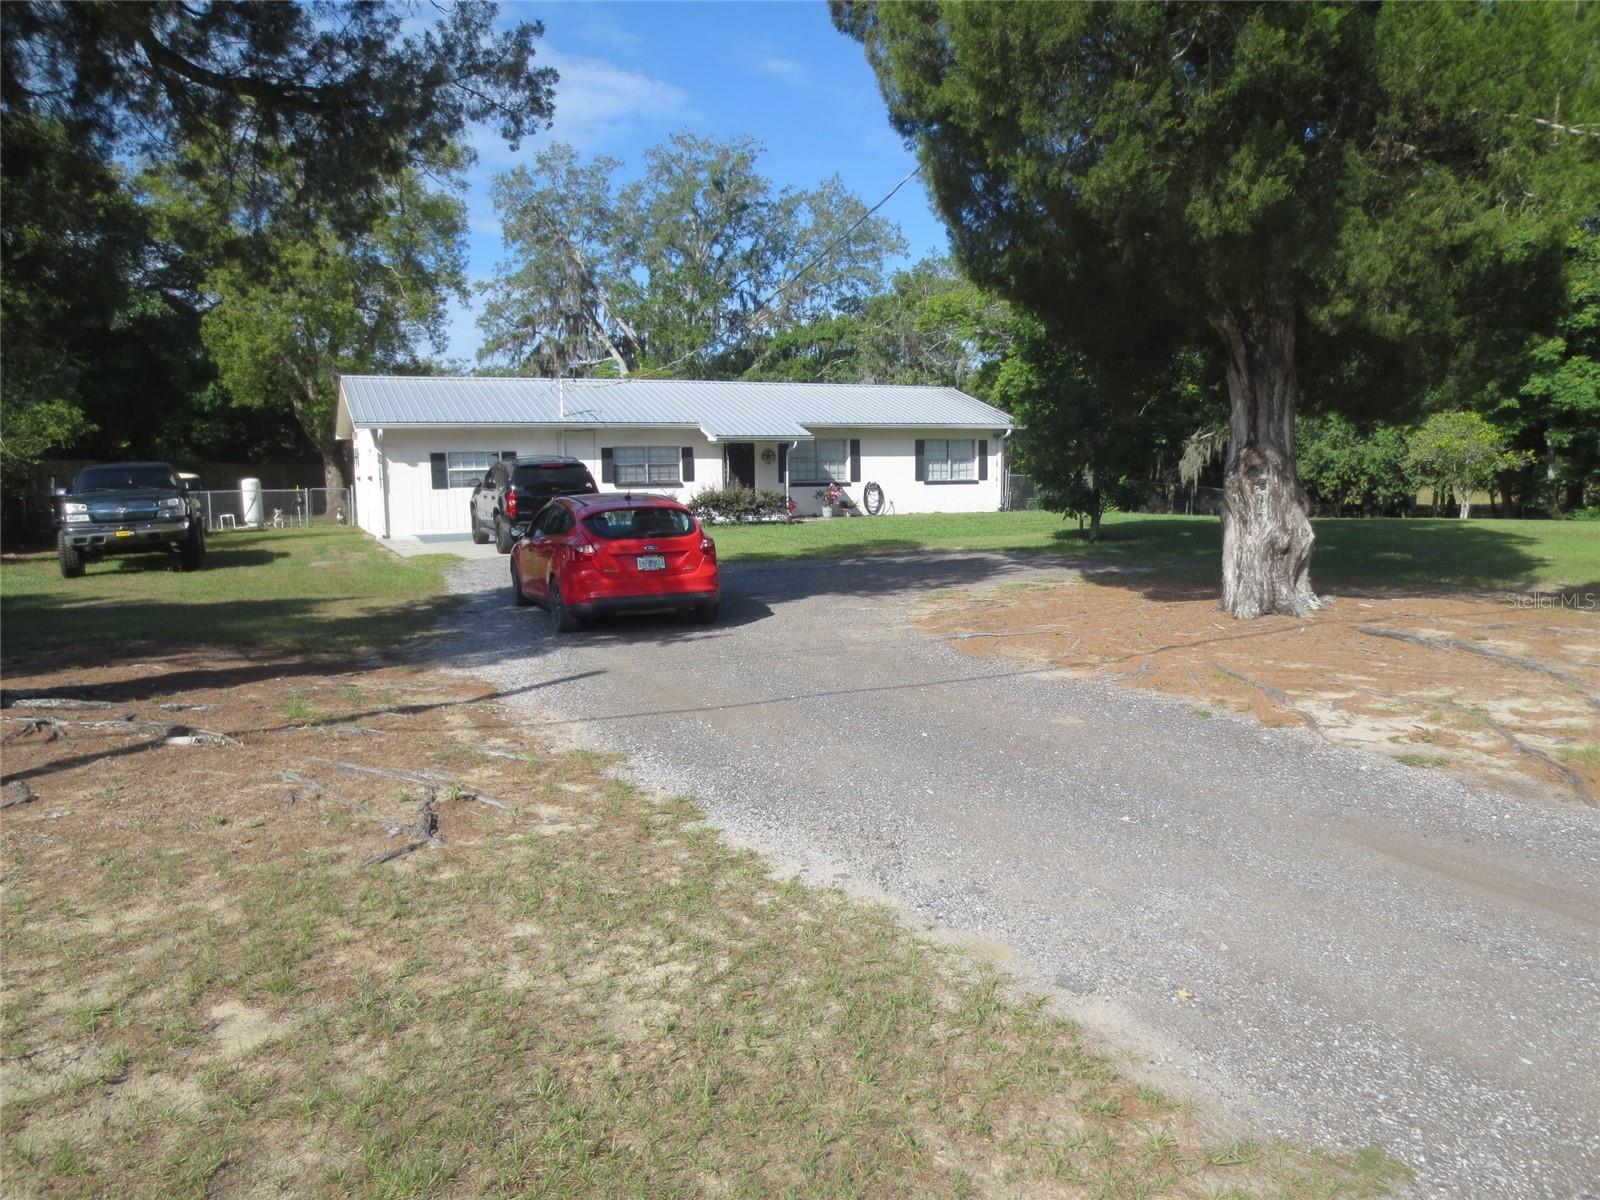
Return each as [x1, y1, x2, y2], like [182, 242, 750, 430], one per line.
[437, 552, 1600, 1198]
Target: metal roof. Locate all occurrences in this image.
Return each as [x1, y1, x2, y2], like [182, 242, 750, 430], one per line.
[336, 375, 1011, 441]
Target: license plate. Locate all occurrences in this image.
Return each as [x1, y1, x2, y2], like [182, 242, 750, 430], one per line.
[115, 529, 133, 538]
[635, 555, 666, 571]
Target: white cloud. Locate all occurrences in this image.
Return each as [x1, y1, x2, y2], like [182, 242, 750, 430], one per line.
[575, 13, 643, 56]
[461, 43, 690, 171]
[541, 47, 692, 152]
[750, 53, 812, 89]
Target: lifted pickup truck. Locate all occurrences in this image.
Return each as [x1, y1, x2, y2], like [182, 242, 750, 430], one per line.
[55, 461, 206, 578]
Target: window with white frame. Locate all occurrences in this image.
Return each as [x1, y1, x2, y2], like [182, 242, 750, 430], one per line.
[788, 438, 848, 483]
[613, 445, 681, 486]
[923, 438, 976, 481]
[446, 450, 498, 488]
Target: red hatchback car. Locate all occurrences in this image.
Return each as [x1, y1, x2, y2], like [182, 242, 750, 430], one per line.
[510, 494, 719, 631]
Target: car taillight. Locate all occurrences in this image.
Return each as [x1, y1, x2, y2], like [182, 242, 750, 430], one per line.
[573, 540, 596, 557]
[700, 535, 716, 559]
[505, 486, 518, 519]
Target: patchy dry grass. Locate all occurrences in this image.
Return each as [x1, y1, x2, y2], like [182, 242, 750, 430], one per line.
[1, 653, 1407, 1198]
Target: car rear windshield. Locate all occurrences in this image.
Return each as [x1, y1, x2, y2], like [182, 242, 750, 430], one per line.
[73, 465, 179, 492]
[513, 463, 596, 494]
[582, 508, 695, 540]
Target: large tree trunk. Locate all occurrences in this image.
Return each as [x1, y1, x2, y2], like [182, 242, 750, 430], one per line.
[295, 378, 349, 492]
[1213, 286, 1319, 619]
[319, 445, 349, 492]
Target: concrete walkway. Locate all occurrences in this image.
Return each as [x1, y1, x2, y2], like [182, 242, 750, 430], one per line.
[380, 533, 503, 560]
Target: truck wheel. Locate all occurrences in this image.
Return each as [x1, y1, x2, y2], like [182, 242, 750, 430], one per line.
[179, 522, 206, 571]
[494, 516, 514, 554]
[471, 511, 490, 544]
[58, 532, 85, 578]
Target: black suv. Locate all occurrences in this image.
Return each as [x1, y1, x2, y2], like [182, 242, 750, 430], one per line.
[470, 456, 598, 553]
[55, 461, 206, 578]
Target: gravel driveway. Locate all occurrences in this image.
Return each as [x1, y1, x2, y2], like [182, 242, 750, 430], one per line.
[437, 551, 1600, 1198]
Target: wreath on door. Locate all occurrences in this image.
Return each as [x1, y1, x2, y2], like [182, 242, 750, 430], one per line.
[760, 448, 776, 464]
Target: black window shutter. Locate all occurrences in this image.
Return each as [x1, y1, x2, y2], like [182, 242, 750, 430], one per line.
[600, 447, 614, 484]
[978, 439, 989, 481]
[777, 445, 787, 482]
[914, 439, 926, 482]
[681, 447, 695, 483]
[430, 453, 448, 490]
[849, 438, 861, 483]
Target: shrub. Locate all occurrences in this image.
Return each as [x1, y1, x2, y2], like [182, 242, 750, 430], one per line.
[689, 486, 791, 524]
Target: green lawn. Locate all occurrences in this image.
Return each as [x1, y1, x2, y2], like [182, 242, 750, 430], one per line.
[0, 527, 457, 659]
[711, 510, 1600, 593]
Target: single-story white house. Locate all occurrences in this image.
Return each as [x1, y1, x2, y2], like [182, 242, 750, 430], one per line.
[335, 375, 1016, 538]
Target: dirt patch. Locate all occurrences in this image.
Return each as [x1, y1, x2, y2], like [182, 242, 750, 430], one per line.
[919, 579, 1599, 805]
[0, 647, 1406, 1198]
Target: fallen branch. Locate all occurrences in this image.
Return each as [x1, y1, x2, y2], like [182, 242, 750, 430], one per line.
[305, 756, 509, 810]
[361, 788, 442, 869]
[279, 771, 402, 836]
[359, 841, 427, 868]
[0, 781, 38, 810]
[0, 695, 115, 710]
[163, 730, 237, 747]
[1, 717, 63, 744]
[318, 724, 391, 735]
[412, 788, 440, 841]
[1355, 625, 1600, 710]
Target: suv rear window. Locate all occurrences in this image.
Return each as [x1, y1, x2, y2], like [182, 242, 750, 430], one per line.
[73, 465, 179, 492]
[512, 463, 596, 494]
[583, 508, 695, 540]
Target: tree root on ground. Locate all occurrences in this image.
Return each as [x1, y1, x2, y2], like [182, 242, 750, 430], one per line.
[1356, 625, 1600, 710]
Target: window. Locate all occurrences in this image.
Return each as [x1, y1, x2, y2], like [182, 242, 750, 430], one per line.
[584, 507, 695, 540]
[788, 438, 848, 483]
[613, 446, 681, 486]
[73, 465, 180, 492]
[442, 450, 509, 488]
[923, 439, 976, 482]
[533, 503, 572, 535]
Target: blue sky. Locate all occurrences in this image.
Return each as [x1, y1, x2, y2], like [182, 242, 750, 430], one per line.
[442, 0, 949, 361]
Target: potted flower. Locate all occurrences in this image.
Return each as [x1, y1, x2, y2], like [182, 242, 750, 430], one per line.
[813, 483, 856, 518]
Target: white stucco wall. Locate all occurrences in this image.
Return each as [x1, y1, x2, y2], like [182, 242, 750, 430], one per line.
[351, 424, 1008, 537]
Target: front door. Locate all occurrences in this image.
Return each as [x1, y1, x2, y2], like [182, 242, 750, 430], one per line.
[724, 442, 756, 489]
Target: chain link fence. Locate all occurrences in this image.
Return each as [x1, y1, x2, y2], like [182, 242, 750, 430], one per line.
[1003, 473, 1039, 511]
[196, 487, 350, 532]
